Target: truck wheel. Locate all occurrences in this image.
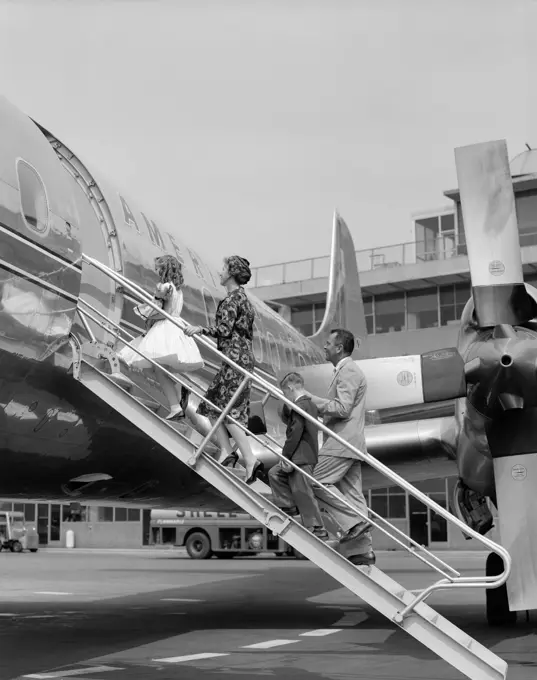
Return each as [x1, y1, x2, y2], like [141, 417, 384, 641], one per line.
[10, 541, 23, 553]
[185, 532, 212, 559]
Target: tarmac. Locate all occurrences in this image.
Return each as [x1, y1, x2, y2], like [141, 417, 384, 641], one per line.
[0, 549, 535, 680]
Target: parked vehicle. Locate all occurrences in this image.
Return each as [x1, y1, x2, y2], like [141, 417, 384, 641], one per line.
[151, 509, 301, 559]
[0, 511, 39, 552]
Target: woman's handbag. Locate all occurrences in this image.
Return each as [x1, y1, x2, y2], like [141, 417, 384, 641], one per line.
[247, 400, 267, 435]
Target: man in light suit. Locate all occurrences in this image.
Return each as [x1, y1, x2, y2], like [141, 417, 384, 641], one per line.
[305, 328, 375, 566]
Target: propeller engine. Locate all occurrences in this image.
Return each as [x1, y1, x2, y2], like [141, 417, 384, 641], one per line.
[455, 140, 537, 415]
[454, 140, 537, 614]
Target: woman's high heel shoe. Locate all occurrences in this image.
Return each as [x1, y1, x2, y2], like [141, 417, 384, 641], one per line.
[245, 461, 265, 485]
[220, 450, 239, 468]
[165, 407, 184, 421]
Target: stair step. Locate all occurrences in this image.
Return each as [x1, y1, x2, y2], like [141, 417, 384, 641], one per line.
[108, 372, 135, 392]
[136, 396, 161, 413]
[74, 358, 508, 680]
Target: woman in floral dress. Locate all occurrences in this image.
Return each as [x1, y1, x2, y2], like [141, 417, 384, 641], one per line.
[185, 255, 263, 485]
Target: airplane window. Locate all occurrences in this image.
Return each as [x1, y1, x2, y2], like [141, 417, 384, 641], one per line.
[267, 332, 281, 372]
[17, 159, 49, 235]
[253, 321, 264, 364]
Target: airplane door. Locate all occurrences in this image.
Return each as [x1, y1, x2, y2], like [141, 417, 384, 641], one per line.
[44, 133, 123, 347]
[73, 176, 122, 344]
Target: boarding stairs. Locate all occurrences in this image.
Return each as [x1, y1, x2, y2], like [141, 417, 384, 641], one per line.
[69, 254, 512, 680]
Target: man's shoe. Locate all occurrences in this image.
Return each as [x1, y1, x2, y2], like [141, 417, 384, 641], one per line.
[340, 521, 373, 544]
[348, 551, 376, 566]
[311, 528, 339, 549]
[282, 507, 300, 517]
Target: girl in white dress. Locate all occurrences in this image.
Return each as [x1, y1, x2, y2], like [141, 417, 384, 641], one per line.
[119, 255, 204, 420]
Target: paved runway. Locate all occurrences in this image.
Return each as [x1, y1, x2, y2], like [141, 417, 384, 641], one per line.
[0, 549, 535, 680]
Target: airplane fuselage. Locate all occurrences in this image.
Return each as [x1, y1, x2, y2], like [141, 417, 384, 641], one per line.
[0, 96, 328, 509]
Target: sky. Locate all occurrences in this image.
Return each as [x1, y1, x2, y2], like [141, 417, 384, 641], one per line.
[0, 0, 534, 269]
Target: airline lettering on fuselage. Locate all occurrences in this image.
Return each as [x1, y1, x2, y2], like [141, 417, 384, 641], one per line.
[114, 190, 324, 375]
[188, 248, 208, 282]
[140, 212, 165, 250]
[280, 333, 293, 367]
[167, 232, 185, 266]
[119, 195, 140, 233]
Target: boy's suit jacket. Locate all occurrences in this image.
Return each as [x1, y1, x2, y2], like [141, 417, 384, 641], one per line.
[280, 395, 319, 466]
[310, 356, 367, 459]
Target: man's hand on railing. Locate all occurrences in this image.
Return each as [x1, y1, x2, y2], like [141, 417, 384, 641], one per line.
[185, 325, 203, 337]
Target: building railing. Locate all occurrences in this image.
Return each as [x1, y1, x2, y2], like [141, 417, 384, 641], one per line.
[252, 229, 537, 288]
[75, 253, 511, 621]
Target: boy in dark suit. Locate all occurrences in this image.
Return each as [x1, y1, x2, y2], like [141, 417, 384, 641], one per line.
[268, 372, 329, 540]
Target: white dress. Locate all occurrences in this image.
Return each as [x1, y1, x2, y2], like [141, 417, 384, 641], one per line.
[118, 283, 204, 373]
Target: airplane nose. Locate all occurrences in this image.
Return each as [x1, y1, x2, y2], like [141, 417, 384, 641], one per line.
[500, 354, 513, 367]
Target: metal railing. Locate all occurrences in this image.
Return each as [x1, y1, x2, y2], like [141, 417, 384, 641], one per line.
[251, 228, 537, 287]
[76, 253, 511, 619]
[252, 235, 468, 287]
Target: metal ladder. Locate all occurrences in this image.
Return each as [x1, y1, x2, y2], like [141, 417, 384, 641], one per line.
[69, 254, 511, 680]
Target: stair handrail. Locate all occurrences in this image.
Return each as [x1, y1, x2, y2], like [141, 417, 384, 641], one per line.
[79, 254, 512, 613]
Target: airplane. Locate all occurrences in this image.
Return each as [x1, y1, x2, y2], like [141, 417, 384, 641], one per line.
[0, 94, 531, 627]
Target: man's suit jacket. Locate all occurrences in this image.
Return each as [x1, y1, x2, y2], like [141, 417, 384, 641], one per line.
[310, 356, 367, 460]
[280, 395, 319, 466]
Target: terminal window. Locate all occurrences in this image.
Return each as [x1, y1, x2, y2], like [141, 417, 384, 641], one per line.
[406, 288, 438, 330]
[515, 190, 537, 247]
[440, 283, 470, 326]
[97, 507, 114, 522]
[115, 507, 127, 521]
[314, 303, 326, 332]
[291, 306, 314, 336]
[374, 294, 405, 333]
[370, 487, 406, 518]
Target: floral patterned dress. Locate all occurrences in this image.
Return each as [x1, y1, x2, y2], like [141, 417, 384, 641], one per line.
[197, 287, 255, 426]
